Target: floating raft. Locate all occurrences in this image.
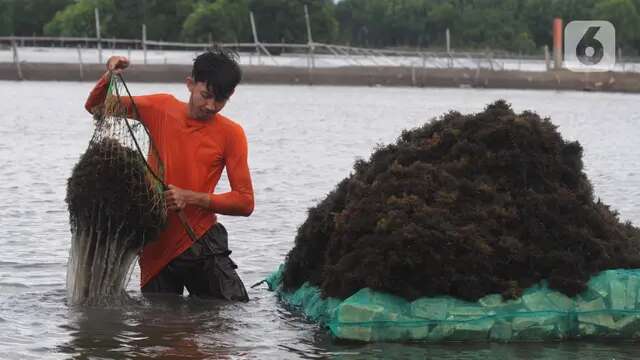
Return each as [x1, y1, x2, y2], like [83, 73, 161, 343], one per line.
[267, 265, 640, 342]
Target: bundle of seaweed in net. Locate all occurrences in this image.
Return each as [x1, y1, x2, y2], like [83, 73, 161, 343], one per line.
[65, 76, 166, 306]
[283, 100, 640, 302]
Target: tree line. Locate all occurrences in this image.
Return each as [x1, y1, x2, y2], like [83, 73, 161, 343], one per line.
[1, 0, 640, 54]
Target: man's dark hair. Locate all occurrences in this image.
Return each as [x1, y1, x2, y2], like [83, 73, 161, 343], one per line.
[192, 47, 242, 101]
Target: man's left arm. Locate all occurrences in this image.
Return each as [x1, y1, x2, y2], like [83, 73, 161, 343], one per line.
[164, 126, 254, 216]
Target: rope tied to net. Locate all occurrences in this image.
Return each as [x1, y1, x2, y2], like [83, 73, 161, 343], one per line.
[110, 72, 199, 243]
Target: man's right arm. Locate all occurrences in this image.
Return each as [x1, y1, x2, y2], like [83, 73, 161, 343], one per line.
[84, 71, 111, 115]
[84, 56, 167, 132]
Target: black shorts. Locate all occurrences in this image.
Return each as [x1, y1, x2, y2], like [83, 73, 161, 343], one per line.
[141, 223, 249, 302]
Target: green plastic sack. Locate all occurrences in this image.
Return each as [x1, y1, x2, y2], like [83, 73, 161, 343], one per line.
[266, 265, 640, 342]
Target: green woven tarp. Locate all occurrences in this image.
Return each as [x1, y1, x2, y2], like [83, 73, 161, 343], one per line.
[266, 265, 640, 342]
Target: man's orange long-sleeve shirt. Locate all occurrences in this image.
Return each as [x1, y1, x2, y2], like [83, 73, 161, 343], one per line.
[85, 74, 254, 287]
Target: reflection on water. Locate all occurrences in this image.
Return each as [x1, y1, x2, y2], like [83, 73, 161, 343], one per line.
[59, 296, 235, 358]
[1, 81, 640, 358]
[54, 294, 640, 360]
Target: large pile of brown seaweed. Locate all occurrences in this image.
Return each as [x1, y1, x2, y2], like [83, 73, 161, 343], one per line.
[282, 100, 640, 301]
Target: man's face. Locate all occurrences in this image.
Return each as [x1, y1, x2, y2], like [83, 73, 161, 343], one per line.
[186, 78, 231, 120]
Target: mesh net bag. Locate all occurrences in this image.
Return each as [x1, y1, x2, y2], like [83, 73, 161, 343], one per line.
[267, 265, 640, 342]
[65, 74, 167, 305]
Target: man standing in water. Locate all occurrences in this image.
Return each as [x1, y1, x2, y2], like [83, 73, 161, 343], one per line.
[84, 49, 254, 301]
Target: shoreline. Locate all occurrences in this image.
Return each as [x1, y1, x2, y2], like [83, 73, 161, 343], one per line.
[1, 62, 639, 93]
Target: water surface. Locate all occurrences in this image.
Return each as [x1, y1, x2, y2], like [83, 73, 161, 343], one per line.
[1, 81, 640, 359]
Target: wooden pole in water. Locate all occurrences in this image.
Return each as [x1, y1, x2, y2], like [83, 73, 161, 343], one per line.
[304, 5, 315, 84]
[95, 8, 102, 64]
[304, 5, 315, 68]
[11, 37, 23, 80]
[544, 45, 551, 71]
[618, 47, 623, 71]
[411, 64, 416, 87]
[142, 24, 147, 65]
[249, 12, 260, 64]
[446, 28, 452, 68]
[77, 44, 84, 80]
